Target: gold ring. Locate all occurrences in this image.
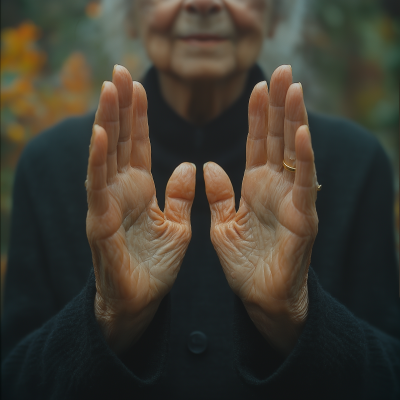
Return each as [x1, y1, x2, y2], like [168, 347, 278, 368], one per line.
[283, 160, 322, 191]
[283, 160, 296, 172]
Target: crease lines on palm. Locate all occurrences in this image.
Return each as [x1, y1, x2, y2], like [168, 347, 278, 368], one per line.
[239, 198, 286, 294]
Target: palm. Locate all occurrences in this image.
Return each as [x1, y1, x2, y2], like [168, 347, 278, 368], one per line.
[86, 66, 195, 316]
[88, 169, 185, 310]
[216, 164, 316, 309]
[204, 66, 318, 315]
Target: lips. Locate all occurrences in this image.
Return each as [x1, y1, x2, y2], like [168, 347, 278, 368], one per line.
[180, 34, 227, 43]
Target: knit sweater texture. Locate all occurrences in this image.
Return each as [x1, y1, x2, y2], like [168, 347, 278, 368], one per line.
[2, 65, 400, 399]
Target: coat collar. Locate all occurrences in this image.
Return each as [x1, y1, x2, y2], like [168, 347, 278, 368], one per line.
[143, 64, 266, 159]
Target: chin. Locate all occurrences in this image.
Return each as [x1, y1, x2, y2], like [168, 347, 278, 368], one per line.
[170, 57, 238, 82]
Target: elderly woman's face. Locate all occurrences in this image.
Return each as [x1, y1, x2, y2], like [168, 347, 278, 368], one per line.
[134, 0, 270, 80]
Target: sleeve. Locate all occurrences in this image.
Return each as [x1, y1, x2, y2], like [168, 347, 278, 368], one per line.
[232, 143, 400, 399]
[1, 148, 171, 399]
[233, 268, 400, 400]
[338, 143, 399, 336]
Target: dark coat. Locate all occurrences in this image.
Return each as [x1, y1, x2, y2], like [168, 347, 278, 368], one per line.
[2, 65, 400, 399]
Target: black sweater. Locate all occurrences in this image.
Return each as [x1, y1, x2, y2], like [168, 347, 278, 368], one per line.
[2, 65, 400, 399]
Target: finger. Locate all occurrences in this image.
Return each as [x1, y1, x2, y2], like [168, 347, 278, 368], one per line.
[87, 125, 109, 216]
[283, 83, 308, 183]
[94, 81, 119, 184]
[292, 125, 317, 215]
[130, 82, 151, 171]
[204, 162, 236, 226]
[267, 65, 292, 170]
[246, 81, 269, 170]
[164, 163, 196, 225]
[112, 65, 133, 172]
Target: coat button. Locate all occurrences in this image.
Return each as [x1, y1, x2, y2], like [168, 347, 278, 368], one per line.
[187, 331, 208, 354]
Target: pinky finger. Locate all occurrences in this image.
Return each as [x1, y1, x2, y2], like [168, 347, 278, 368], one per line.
[292, 125, 317, 215]
[87, 125, 109, 216]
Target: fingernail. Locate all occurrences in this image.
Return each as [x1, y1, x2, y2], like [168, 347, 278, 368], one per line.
[203, 162, 209, 170]
[112, 64, 119, 79]
[101, 81, 106, 93]
[190, 163, 196, 170]
[298, 82, 303, 93]
[92, 124, 100, 139]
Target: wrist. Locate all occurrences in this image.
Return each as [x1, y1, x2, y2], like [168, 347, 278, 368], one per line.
[94, 292, 160, 356]
[243, 285, 309, 357]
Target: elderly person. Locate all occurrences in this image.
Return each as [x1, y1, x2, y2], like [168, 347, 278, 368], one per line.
[2, 0, 399, 399]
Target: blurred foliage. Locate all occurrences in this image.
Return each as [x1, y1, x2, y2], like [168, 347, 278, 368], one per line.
[0, 0, 399, 290]
[1, 22, 93, 259]
[305, 0, 399, 253]
[307, 0, 399, 133]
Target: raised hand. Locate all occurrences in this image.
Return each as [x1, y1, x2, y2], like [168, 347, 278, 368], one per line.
[203, 65, 319, 356]
[86, 65, 196, 355]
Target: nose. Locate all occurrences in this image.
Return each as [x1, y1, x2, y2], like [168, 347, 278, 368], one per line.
[183, 0, 222, 16]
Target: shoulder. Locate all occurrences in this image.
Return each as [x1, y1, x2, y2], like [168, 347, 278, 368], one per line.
[21, 111, 95, 163]
[308, 111, 392, 184]
[309, 111, 384, 160]
[17, 112, 95, 179]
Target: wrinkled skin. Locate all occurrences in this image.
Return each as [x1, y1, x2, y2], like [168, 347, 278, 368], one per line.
[86, 66, 196, 354]
[132, 0, 272, 124]
[204, 66, 319, 355]
[134, 0, 271, 80]
[86, 0, 319, 357]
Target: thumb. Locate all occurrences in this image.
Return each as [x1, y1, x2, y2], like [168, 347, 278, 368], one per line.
[203, 162, 236, 226]
[164, 162, 196, 225]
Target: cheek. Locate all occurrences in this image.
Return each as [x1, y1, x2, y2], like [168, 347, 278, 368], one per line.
[145, 35, 174, 70]
[224, 0, 268, 37]
[137, 1, 182, 69]
[227, 1, 267, 68]
[235, 32, 264, 69]
[145, 0, 181, 32]
[139, 0, 267, 75]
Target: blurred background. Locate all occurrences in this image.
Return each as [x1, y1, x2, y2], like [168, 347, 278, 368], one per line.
[1, 0, 399, 299]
